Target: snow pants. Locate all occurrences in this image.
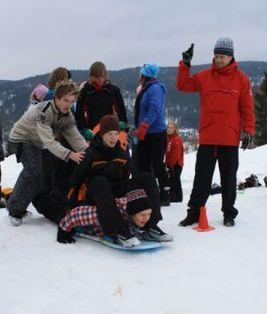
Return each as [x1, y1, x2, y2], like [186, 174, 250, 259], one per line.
[188, 145, 239, 219]
[135, 131, 169, 190]
[7, 143, 44, 217]
[168, 164, 183, 202]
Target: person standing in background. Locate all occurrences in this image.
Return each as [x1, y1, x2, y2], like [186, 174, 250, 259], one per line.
[134, 63, 170, 206]
[75, 61, 127, 142]
[166, 122, 184, 203]
[176, 38, 255, 227]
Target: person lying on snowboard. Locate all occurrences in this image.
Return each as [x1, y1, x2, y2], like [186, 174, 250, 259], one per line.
[58, 114, 173, 247]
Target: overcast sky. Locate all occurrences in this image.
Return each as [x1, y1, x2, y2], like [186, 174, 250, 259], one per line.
[0, 0, 266, 80]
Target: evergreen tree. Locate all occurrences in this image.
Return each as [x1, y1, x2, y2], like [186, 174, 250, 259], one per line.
[254, 72, 267, 146]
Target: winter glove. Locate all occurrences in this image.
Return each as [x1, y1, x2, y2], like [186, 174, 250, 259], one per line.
[135, 122, 149, 141]
[240, 132, 253, 150]
[83, 129, 95, 141]
[182, 43, 194, 67]
[119, 121, 127, 131]
[57, 226, 76, 244]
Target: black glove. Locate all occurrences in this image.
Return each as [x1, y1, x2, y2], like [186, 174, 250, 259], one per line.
[57, 226, 76, 244]
[182, 43, 194, 67]
[240, 133, 253, 150]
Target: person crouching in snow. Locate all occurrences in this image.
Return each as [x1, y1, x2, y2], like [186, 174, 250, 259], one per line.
[166, 122, 184, 202]
[61, 114, 173, 247]
[6, 82, 88, 226]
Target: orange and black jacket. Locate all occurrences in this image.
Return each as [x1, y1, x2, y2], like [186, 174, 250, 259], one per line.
[68, 134, 130, 201]
[75, 82, 127, 132]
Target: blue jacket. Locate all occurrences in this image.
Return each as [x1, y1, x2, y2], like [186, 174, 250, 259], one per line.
[43, 89, 54, 101]
[138, 80, 167, 133]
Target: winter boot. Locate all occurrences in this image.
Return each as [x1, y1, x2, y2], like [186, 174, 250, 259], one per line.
[57, 226, 76, 244]
[9, 211, 32, 227]
[9, 214, 23, 226]
[139, 225, 173, 242]
[115, 224, 141, 248]
[179, 208, 199, 226]
[160, 187, 170, 207]
[223, 217, 235, 227]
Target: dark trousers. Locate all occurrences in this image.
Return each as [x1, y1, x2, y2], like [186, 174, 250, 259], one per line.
[168, 165, 183, 202]
[42, 149, 75, 195]
[136, 131, 169, 190]
[86, 176, 126, 235]
[130, 172, 162, 226]
[188, 145, 239, 218]
[7, 144, 44, 217]
[32, 191, 69, 224]
[86, 173, 163, 235]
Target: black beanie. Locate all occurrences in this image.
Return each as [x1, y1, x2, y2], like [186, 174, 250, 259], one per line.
[99, 114, 119, 136]
[126, 188, 152, 215]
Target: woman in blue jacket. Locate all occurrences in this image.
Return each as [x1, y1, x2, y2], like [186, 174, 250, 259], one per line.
[134, 64, 170, 206]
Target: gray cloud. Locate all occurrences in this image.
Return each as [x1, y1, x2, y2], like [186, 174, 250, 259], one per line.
[0, 0, 266, 79]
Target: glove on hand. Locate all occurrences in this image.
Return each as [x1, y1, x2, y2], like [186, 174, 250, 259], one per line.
[182, 43, 194, 67]
[241, 132, 253, 150]
[57, 226, 76, 244]
[83, 129, 95, 141]
[135, 122, 149, 141]
[119, 121, 127, 130]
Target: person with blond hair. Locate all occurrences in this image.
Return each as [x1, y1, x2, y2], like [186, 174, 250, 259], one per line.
[7, 82, 88, 226]
[166, 122, 184, 202]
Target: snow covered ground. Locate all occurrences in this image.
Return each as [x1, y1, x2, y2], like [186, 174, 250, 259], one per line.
[1, 146, 267, 314]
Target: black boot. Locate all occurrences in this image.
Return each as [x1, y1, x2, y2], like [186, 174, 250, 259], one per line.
[160, 188, 170, 207]
[223, 217, 235, 227]
[57, 226, 76, 244]
[179, 209, 199, 226]
[264, 176, 267, 187]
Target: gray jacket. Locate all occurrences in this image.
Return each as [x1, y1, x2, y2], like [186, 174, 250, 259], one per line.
[9, 101, 88, 160]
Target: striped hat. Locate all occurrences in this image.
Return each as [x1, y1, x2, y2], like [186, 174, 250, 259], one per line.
[214, 37, 234, 56]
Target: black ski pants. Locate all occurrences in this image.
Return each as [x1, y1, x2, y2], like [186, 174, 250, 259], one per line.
[136, 131, 169, 190]
[168, 164, 183, 202]
[188, 145, 239, 218]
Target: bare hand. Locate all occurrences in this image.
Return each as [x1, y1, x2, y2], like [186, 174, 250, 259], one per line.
[69, 151, 86, 164]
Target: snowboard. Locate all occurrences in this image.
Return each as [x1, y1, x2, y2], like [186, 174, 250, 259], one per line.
[75, 231, 162, 251]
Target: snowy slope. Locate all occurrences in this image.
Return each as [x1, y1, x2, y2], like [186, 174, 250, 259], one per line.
[0, 146, 267, 314]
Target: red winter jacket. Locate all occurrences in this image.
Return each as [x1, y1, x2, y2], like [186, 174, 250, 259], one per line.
[177, 60, 255, 146]
[166, 135, 184, 167]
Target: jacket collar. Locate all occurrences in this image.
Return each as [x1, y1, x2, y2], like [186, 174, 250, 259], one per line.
[50, 100, 70, 117]
[211, 59, 238, 75]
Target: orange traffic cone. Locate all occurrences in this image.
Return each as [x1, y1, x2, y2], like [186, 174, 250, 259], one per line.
[193, 206, 215, 232]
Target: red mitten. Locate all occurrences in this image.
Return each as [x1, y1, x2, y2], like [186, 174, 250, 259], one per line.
[135, 122, 149, 141]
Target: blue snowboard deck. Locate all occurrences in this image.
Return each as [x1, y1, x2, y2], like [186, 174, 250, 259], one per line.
[75, 232, 162, 251]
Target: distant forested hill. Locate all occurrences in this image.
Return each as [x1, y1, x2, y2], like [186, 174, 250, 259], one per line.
[0, 61, 266, 142]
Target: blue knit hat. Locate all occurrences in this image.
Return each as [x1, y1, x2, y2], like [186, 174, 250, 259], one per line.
[214, 37, 234, 56]
[140, 63, 160, 78]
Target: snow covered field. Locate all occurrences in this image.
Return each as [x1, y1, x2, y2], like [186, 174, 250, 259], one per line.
[1, 146, 267, 314]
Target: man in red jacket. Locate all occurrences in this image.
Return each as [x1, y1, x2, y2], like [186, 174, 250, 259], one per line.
[177, 38, 255, 227]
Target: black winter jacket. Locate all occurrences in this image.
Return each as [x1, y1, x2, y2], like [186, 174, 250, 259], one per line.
[69, 134, 130, 191]
[75, 82, 127, 131]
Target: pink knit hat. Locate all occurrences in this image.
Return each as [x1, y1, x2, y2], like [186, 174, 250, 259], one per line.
[33, 84, 48, 101]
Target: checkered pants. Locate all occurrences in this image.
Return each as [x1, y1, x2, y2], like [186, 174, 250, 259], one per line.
[60, 197, 128, 237]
